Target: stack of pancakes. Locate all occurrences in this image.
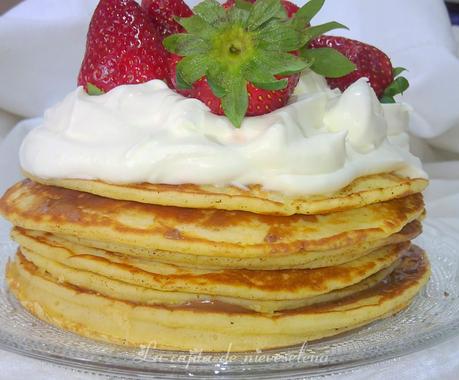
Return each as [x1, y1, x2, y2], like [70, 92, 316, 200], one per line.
[0, 173, 430, 351]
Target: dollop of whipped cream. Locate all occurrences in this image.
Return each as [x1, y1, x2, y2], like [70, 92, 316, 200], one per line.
[20, 72, 427, 196]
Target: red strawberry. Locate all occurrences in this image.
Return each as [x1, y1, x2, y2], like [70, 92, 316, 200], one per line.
[163, 0, 346, 127]
[280, 0, 300, 17]
[168, 55, 299, 117]
[309, 36, 393, 97]
[141, 0, 193, 39]
[223, 0, 299, 17]
[169, 55, 223, 113]
[78, 0, 170, 93]
[247, 75, 300, 116]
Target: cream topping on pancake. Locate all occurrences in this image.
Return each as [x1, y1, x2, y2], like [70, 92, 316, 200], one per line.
[20, 72, 426, 195]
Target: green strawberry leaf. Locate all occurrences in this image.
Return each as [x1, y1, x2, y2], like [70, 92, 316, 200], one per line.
[176, 15, 216, 38]
[251, 80, 289, 91]
[176, 55, 210, 86]
[193, 0, 226, 26]
[381, 76, 409, 103]
[86, 83, 104, 95]
[227, 6, 251, 25]
[256, 22, 305, 51]
[254, 51, 311, 76]
[176, 69, 193, 90]
[384, 76, 409, 97]
[247, 0, 284, 31]
[206, 68, 227, 98]
[163, 34, 210, 56]
[301, 47, 355, 78]
[243, 61, 288, 90]
[380, 95, 396, 104]
[221, 75, 248, 128]
[304, 21, 348, 42]
[207, 78, 227, 98]
[235, 0, 254, 11]
[292, 0, 325, 29]
[393, 67, 407, 77]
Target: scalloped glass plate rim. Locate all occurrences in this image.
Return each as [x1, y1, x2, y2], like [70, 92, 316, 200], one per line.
[0, 218, 458, 379]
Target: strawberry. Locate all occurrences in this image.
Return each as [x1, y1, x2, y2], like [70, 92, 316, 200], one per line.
[141, 0, 193, 39]
[169, 55, 300, 116]
[169, 54, 224, 113]
[281, 0, 300, 17]
[223, 0, 299, 17]
[163, 0, 350, 127]
[78, 0, 170, 93]
[309, 36, 393, 98]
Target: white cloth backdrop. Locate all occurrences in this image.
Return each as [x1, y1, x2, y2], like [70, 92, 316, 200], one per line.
[0, 0, 459, 379]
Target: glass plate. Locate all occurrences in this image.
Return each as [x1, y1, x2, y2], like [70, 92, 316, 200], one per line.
[0, 218, 458, 379]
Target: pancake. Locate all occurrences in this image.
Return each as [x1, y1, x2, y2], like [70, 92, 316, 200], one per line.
[62, 220, 421, 269]
[0, 180, 425, 258]
[25, 171, 428, 216]
[17, 244, 399, 313]
[7, 246, 430, 351]
[13, 227, 407, 301]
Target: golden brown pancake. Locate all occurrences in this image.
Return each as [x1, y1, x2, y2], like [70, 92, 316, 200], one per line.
[0, 176, 430, 351]
[18, 244, 399, 313]
[25, 171, 428, 215]
[61, 220, 421, 269]
[0, 180, 425, 258]
[13, 226, 408, 302]
[7, 246, 430, 351]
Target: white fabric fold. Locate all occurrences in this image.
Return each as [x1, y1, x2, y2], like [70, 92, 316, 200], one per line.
[0, 0, 98, 117]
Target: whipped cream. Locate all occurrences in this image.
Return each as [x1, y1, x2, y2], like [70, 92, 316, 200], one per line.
[20, 72, 427, 196]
